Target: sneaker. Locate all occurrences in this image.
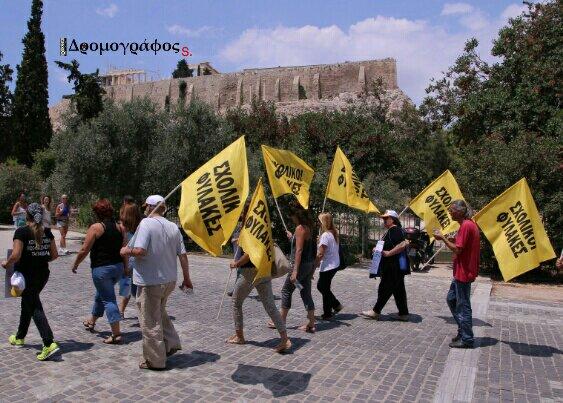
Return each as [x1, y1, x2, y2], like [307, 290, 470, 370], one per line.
[320, 313, 334, 320]
[37, 342, 60, 361]
[360, 310, 380, 320]
[449, 340, 473, 349]
[8, 335, 25, 346]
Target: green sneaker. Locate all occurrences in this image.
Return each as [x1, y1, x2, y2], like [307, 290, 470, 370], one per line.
[8, 335, 25, 346]
[37, 342, 60, 361]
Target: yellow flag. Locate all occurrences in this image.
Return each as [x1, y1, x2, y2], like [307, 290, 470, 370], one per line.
[325, 147, 379, 213]
[178, 137, 249, 256]
[261, 145, 314, 209]
[409, 170, 464, 237]
[474, 178, 555, 281]
[238, 178, 274, 284]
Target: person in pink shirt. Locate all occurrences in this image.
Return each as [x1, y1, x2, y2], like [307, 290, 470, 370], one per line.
[434, 200, 480, 349]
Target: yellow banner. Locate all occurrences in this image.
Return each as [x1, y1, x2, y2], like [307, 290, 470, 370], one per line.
[409, 170, 464, 237]
[178, 137, 249, 256]
[474, 178, 556, 281]
[238, 178, 274, 284]
[325, 147, 379, 214]
[261, 145, 314, 209]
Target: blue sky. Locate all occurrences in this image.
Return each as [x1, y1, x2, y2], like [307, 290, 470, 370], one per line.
[0, 0, 527, 106]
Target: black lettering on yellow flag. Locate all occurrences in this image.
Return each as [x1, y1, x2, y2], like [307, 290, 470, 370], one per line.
[261, 145, 314, 209]
[325, 147, 379, 213]
[238, 178, 274, 284]
[179, 137, 249, 256]
[474, 178, 556, 281]
[409, 170, 464, 238]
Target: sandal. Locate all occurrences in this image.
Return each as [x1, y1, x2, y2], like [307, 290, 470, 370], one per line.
[274, 338, 292, 354]
[139, 361, 165, 371]
[225, 334, 245, 345]
[103, 334, 123, 344]
[297, 324, 316, 333]
[266, 321, 276, 329]
[82, 320, 95, 332]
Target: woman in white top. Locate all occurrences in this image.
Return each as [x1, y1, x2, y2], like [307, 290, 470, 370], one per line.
[315, 212, 343, 320]
[41, 196, 52, 228]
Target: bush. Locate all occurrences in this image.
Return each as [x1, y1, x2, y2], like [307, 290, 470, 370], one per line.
[0, 162, 41, 223]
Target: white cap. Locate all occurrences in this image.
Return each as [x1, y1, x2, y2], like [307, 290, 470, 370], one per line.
[145, 195, 165, 206]
[380, 209, 399, 219]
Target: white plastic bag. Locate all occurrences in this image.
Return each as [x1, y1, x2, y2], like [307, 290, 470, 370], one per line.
[10, 272, 25, 297]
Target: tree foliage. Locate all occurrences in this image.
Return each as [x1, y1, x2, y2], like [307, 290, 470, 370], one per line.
[55, 59, 105, 122]
[0, 51, 14, 161]
[11, 0, 52, 166]
[172, 59, 194, 79]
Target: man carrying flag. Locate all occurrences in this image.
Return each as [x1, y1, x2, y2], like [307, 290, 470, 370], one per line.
[434, 200, 480, 349]
[227, 179, 291, 353]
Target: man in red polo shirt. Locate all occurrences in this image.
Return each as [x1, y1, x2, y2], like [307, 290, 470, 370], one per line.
[435, 199, 480, 348]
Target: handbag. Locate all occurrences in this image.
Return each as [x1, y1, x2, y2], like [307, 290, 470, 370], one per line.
[272, 244, 291, 279]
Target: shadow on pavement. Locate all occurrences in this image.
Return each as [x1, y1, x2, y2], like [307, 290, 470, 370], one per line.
[231, 364, 312, 398]
[97, 330, 142, 344]
[27, 339, 94, 353]
[501, 341, 562, 357]
[166, 350, 220, 370]
[475, 337, 499, 348]
[333, 313, 358, 321]
[378, 313, 423, 323]
[246, 337, 310, 353]
[437, 315, 492, 327]
[315, 319, 352, 331]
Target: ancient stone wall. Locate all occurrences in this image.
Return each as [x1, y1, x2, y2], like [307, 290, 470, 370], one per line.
[49, 59, 403, 128]
[105, 58, 397, 110]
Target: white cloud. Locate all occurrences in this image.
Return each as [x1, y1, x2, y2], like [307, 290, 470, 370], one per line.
[96, 4, 118, 18]
[219, 4, 526, 105]
[441, 3, 474, 16]
[501, 4, 528, 20]
[167, 24, 218, 38]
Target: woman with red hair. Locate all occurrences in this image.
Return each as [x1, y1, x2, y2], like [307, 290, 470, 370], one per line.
[71, 199, 128, 344]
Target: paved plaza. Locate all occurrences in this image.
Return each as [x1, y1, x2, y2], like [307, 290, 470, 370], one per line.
[0, 227, 561, 402]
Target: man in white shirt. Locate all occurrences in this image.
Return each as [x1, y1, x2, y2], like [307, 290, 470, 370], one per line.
[120, 195, 193, 370]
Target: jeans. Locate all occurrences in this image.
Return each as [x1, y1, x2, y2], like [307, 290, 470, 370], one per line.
[119, 274, 132, 297]
[232, 267, 285, 333]
[373, 265, 409, 315]
[91, 263, 123, 324]
[317, 269, 341, 316]
[281, 261, 315, 311]
[446, 279, 474, 344]
[16, 270, 54, 347]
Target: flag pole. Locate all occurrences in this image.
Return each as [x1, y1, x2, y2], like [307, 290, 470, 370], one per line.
[216, 266, 235, 320]
[421, 245, 444, 270]
[273, 196, 289, 233]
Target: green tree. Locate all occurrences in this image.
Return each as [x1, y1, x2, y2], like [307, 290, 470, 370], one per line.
[55, 59, 105, 122]
[11, 0, 52, 166]
[0, 51, 14, 161]
[421, 0, 562, 274]
[47, 98, 164, 206]
[0, 162, 41, 223]
[172, 59, 194, 78]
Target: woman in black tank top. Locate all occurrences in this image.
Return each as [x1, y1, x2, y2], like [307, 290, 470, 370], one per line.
[275, 207, 317, 333]
[71, 199, 127, 344]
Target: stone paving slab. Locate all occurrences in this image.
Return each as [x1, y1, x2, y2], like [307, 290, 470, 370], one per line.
[0, 227, 561, 402]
